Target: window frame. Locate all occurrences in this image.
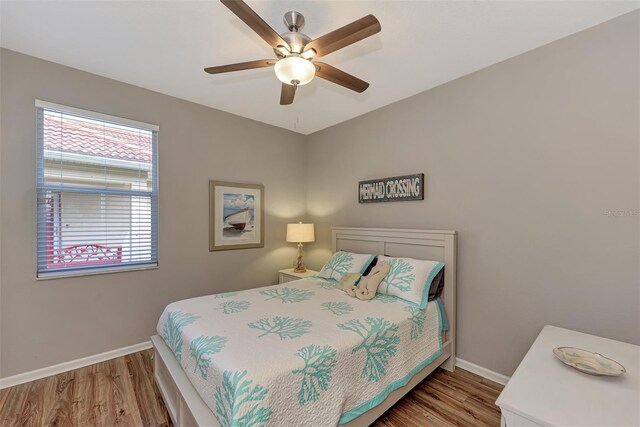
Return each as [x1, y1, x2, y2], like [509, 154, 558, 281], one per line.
[35, 100, 159, 279]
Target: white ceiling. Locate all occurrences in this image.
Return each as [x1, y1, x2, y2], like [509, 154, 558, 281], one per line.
[1, 1, 638, 134]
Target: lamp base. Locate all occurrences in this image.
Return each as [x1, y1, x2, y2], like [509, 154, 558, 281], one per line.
[294, 242, 306, 273]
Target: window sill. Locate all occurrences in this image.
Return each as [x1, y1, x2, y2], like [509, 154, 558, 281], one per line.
[36, 263, 159, 280]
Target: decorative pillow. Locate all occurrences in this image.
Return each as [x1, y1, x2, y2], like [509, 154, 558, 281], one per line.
[361, 256, 378, 276]
[428, 268, 445, 301]
[376, 256, 445, 307]
[316, 251, 375, 281]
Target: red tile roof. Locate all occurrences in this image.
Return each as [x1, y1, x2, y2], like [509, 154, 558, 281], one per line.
[43, 113, 152, 163]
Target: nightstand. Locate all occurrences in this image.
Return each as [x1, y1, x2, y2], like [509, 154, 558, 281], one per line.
[278, 268, 319, 284]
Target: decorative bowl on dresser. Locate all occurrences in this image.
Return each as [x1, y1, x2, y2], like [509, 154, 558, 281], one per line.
[552, 346, 626, 376]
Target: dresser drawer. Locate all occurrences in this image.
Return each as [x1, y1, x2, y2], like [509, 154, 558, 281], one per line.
[501, 410, 543, 427]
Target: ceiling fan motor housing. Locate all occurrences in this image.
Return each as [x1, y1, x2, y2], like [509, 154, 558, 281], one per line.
[283, 11, 305, 31]
[275, 11, 311, 56]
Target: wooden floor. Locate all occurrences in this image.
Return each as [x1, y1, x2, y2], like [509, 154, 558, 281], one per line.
[0, 349, 503, 427]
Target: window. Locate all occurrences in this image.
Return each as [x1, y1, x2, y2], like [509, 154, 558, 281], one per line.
[36, 101, 158, 278]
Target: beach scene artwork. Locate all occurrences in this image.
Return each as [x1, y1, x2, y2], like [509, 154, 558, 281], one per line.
[222, 193, 255, 239]
[210, 181, 264, 251]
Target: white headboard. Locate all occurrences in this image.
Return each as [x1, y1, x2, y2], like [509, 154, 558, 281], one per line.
[332, 227, 457, 365]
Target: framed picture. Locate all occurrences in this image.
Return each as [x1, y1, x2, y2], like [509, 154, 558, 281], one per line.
[209, 181, 264, 251]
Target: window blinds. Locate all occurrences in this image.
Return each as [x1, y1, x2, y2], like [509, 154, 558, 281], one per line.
[36, 101, 158, 277]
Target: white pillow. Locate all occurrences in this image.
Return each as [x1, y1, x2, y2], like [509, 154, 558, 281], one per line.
[376, 256, 444, 307]
[316, 251, 375, 281]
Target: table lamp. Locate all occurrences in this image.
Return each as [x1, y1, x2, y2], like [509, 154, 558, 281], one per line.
[286, 222, 315, 273]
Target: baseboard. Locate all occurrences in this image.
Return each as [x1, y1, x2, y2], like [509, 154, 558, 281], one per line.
[0, 343, 509, 390]
[456, 358, 510, 385]
[0, 341, 153, 389]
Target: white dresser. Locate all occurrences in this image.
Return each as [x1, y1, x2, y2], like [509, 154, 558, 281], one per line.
[496, 325, 640, 427]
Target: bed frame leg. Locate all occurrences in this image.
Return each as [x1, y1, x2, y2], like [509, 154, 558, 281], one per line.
[442, 355, 456, 372]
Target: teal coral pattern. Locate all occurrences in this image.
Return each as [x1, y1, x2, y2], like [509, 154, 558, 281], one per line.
[218, 300, 251, 314]
[292, 344, 337, 406]
[318, 281, 339, 290]
[260, 287, 314, 304]
[213, 291, 239, 299]
[321, 252, 354, 280]
[162, 311, 199, 362]
[214, 370, 272, 427]
[371, 294, 399, 304]
[380, 259, 415, 293]
[190, 335, 227, 379]
[248, 316, 312, 340]
[321, 301, 353, 316]
[404, 306, 426, 340]
[337, 317, 400, 382]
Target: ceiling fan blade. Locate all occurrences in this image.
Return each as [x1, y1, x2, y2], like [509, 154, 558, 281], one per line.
[280, 83, 297, 105]
[314, 62, 370, 93]
[204, 59, 276, 74]
[220, 0, 290, 49]
[303, 15, 381, 58]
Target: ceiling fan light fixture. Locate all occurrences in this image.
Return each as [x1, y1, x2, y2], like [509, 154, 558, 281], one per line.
[274, 56, 315, 86]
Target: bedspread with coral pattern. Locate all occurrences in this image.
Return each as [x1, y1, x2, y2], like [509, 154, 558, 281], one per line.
[156, 277, 444, 427]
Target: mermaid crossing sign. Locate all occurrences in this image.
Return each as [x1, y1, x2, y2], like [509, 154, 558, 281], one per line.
[358, 174, 424, 203]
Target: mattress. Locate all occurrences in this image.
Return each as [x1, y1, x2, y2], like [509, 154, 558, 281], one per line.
[156, 277, 445, 427]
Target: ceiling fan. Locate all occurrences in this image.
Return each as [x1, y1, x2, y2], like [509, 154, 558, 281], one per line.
[205, 0, 381, 105]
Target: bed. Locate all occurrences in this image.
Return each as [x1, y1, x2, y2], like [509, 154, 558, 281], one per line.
[151, 227, 457, 426]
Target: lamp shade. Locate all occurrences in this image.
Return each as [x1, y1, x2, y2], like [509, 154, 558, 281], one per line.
[286, 223, 315, 243]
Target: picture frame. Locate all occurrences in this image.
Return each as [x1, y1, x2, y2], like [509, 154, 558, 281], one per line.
[209, 180, 264, 251]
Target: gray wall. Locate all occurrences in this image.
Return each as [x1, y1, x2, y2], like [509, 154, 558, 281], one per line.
[1, 11, 638, 379]
[305, 11, 640, 376]
[0, 49, 307, 377]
